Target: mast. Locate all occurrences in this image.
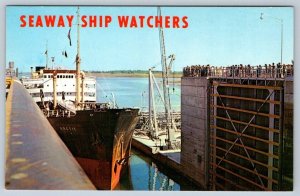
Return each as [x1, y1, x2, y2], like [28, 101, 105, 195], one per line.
[45, 40, 48, 68]
[157, 7, 172, 148]
[149, 68, 159, 139]
[53, 71, 57, 109]
[75, 6, 81, 107]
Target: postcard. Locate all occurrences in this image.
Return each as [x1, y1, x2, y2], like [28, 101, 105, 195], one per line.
[5, 6, 293, 191]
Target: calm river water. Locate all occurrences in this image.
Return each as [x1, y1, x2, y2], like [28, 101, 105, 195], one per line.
[96, 77, 181, 112]
[115, 149, 200, 191]
[97, 77, 199, 190]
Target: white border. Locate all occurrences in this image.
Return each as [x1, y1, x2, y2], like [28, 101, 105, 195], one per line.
[0, 1, 298, 196]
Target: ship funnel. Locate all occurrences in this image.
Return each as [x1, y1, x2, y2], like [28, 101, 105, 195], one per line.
[30, 67, 34, 78]
[9, 61, 14, 69]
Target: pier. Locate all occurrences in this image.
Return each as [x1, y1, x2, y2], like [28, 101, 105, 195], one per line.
[131, 64, 293, 191]
[5, 79, 95, 189]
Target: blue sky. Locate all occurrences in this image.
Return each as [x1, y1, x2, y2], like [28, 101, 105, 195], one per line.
[6, 6, 293, 72]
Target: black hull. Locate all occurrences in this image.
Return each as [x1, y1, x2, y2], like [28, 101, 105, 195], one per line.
[47, 108, 139, 190]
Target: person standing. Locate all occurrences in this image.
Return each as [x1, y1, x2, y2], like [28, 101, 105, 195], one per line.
[62, 91, 66, 101]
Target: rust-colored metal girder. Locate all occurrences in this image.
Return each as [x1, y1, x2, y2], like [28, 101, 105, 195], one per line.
[212, 115, 280, 133]
[211, 94, 281, 105]
[210, 144, 279, 172]
[212, 81, 282, 90]
[211, 104, 280, 119]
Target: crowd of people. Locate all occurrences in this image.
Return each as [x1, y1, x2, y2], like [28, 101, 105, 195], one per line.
[183, 63, 294, 78]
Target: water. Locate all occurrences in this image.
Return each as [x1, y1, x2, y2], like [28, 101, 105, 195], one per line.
[96, 77, 181, 112]
[115, 149, 200, 190]
[97, 77, 200, 190]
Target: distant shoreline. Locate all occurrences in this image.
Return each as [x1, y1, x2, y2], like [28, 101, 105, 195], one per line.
[18, 70, 183, 79]
[85, 72, 182, 78]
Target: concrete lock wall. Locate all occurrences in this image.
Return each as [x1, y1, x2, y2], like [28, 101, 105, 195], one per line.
[181, 77, 208, 188]
[181, 77, 293, 190]
[282, 79, 293, 190]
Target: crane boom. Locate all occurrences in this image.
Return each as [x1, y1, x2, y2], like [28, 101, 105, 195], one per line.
[157, 7, 173, 148]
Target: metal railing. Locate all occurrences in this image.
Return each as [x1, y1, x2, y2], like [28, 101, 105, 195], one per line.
[183, 64, 294, 79]
[42, 109, 76, 118]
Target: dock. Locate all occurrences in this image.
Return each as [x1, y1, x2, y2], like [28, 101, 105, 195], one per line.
[132, 64, 293, 191]
[131, 137, 205, 188]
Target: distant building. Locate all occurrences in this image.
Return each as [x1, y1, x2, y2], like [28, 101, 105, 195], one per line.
[6, 61, 16, 77]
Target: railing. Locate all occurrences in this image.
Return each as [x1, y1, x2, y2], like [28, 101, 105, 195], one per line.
[183, 64, 294, 79]
[43, 102, 112, 118]
[42, 109, 76, 118]
[77, 102, 110, 110]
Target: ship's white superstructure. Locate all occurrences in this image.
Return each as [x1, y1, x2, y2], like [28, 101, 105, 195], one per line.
[21, 68, 96, 104]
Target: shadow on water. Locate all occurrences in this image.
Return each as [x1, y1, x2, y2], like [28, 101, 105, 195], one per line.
[97, 77, 201, 190]
[115, 149, 202, 191]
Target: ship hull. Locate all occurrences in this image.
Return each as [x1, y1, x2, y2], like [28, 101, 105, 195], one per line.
[47, 108, 139, 190]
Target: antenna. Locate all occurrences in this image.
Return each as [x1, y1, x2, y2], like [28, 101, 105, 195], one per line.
[45, 40, 48, 68]
[260, 13, 264, 20]
[75, 6, 81, 107]
[51, 56, 55, 69]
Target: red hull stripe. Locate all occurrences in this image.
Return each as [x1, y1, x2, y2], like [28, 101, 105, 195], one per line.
[76, 157, 122, 190]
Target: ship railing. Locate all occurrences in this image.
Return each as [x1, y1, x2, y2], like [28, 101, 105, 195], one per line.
[42, 109, 76, 118]
[139, 111, 181, 118]
[77, 102, 110, 110]
[136, 111, 181, 130]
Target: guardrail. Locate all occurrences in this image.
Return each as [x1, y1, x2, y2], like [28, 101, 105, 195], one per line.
[5, 80, 96, 190]
[183, 64, 293, 79]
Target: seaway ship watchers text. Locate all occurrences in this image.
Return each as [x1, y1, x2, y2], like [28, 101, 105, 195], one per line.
[19, 15, 189, 28]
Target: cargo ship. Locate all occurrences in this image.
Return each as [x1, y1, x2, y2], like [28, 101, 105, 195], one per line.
[47, 105, 139, 189]
[21, 7, 139, 190]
